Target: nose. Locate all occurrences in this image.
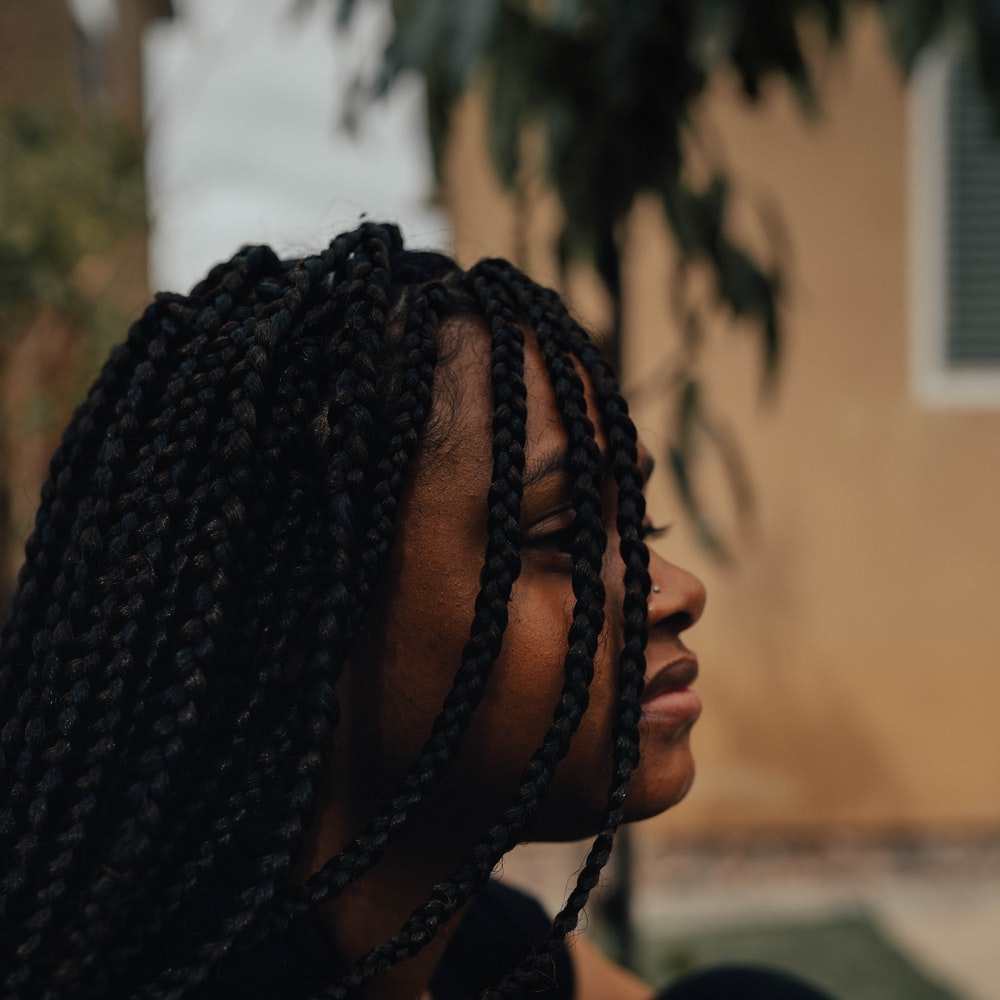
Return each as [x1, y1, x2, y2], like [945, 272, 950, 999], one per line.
[647, 550, 706, 633]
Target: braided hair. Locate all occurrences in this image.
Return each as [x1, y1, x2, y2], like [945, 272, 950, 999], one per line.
[0, 222, 653, 999]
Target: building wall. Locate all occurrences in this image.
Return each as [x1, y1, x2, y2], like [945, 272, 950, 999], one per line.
[445, 9, 1000, 837]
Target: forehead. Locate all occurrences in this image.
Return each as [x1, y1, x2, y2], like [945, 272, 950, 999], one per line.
[422, 317, 606, 480]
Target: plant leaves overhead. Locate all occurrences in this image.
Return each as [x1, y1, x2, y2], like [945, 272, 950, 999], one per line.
[315, 0, 997, 551]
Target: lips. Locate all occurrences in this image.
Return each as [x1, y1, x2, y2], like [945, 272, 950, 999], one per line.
[639, 655, 701, 724]
[641, 656, 698, 702]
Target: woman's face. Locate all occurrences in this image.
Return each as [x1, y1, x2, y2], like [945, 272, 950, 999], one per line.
[338, 320, 706, 846]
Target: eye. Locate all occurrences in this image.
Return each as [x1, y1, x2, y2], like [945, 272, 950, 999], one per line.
[541, 524, 577, 554]
[521, 509, 579, 565]
[527, 520, 576, 555]
[639, 521, 670, 543]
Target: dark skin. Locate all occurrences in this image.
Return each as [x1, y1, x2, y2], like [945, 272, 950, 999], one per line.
[298, 322, 706, 999]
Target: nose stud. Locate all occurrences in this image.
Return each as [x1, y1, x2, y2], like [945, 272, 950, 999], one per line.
[651, 585, 661, 593]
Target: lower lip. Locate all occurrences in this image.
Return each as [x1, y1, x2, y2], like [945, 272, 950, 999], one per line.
[639, 687, 702, 725]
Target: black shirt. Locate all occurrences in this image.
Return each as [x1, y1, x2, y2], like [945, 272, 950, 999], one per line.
[187, 880, 574, 998]
[432, 880, 574, 999]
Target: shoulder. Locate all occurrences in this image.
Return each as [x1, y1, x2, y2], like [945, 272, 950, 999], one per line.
[432, 880, 574, 999]
[433, 881, 654, 1000]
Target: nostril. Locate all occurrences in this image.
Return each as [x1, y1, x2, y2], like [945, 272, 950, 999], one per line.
[656, 609, 696, 633]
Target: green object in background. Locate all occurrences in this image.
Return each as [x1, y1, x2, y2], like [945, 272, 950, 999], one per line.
[0, 104, 146, 346]
[643, 913, 965, 1000]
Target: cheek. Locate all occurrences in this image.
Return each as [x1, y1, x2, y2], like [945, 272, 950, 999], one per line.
[495, 588, 573, 708]
[455, 583, 575, 772]
[439, 573, 624, 824]
[473, 582, 626, 833]
[345, 569, 630, 833]
[341, 573, 478, 798]
[384, 617, 468, 747]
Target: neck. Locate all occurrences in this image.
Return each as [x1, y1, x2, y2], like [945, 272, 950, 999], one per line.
[296, 802, 477, 1000]
[315, 867, 465, 1000]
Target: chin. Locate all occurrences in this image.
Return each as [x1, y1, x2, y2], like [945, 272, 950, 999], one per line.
[620, 734, 696, 824]
[524, 737, 696, 841]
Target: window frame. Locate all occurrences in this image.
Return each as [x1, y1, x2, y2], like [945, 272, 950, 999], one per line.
[908, 41, 1000, 408]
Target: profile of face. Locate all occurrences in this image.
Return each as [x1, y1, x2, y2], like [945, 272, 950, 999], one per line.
[0, 225, 706, 998]
[329, 317, 706, 855]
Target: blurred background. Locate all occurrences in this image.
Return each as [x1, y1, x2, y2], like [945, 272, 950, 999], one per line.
[1, 1, 998, 997]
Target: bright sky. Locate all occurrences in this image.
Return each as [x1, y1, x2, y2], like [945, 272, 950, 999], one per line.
[142, 0, 449, 292]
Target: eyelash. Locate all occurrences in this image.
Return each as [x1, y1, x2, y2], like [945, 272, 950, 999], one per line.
[535, 524, 576, 554]
[640, 522, 670, 542]
[533, 520, 669, 555]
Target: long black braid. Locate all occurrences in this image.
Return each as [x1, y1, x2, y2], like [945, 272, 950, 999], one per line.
[478, 266, 653, 999]
[0, 222, 653, 999]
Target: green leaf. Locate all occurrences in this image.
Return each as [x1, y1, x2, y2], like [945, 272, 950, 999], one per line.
[0, 105, 146, 346]
[323, 0, 997, 552]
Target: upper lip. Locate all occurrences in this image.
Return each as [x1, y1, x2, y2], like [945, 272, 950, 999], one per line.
[640, 655, 699, 702]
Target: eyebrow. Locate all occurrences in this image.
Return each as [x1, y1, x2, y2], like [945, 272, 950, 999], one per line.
[521, 447, 654, 490]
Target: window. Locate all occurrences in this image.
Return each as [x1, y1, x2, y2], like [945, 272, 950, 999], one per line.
[909, 40, 1000, 407]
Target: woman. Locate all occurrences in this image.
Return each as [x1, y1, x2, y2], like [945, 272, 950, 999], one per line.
[0, 223, 830, 999]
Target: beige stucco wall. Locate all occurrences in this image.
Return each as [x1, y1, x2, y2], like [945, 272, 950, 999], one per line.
[445, 10, 1000, 837]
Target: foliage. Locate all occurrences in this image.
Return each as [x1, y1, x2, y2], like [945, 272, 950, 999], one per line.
[345, 0, 997, 284]
[319, 0, 998, 554]
[0, 105, 147, 605]
[0, 105, 147, 353]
